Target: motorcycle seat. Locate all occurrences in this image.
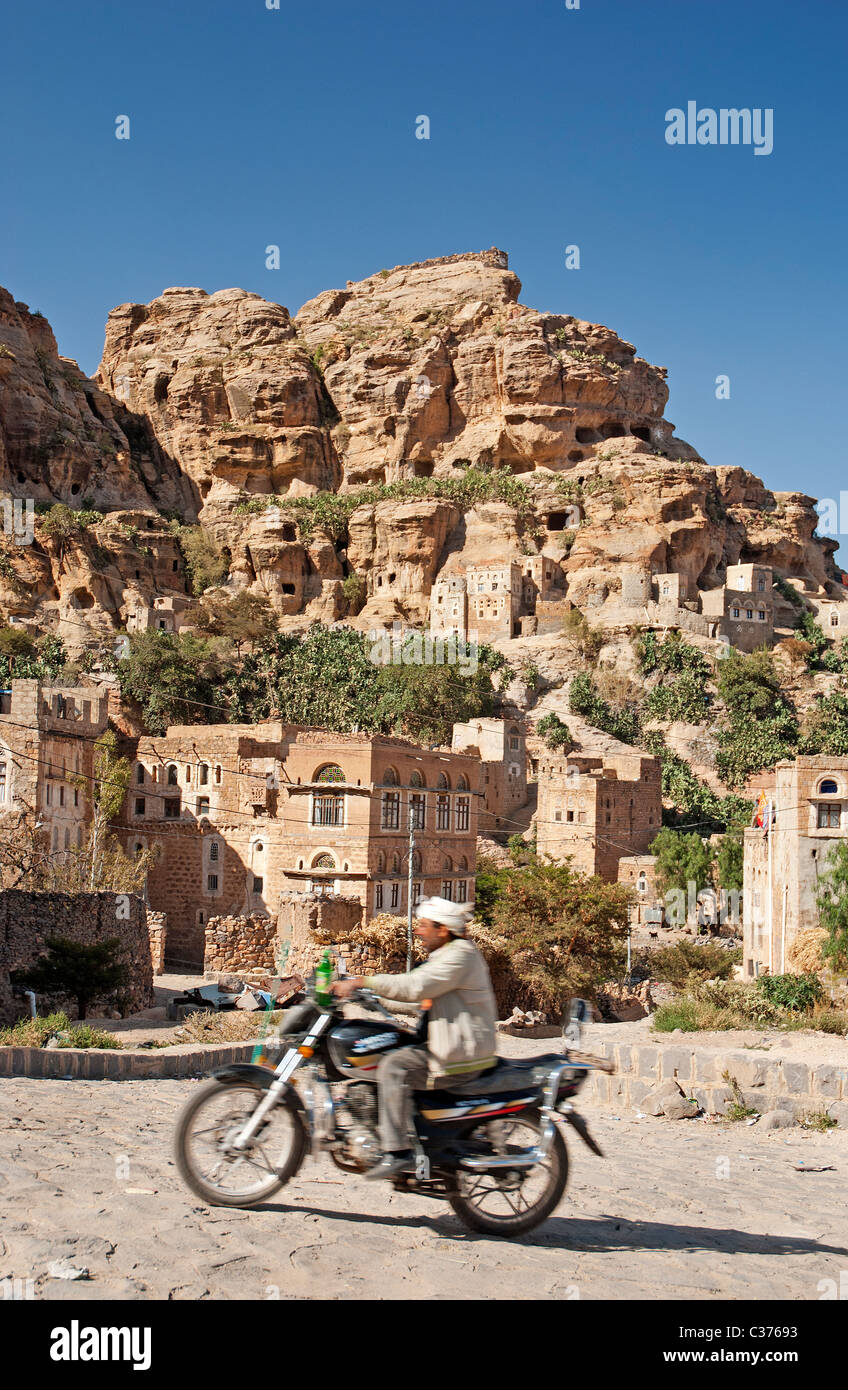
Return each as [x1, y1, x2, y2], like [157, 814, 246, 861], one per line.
[443, 1054, 564, 1096]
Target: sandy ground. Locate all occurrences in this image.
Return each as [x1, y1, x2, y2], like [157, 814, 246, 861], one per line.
[1, 1062, 846, 1301]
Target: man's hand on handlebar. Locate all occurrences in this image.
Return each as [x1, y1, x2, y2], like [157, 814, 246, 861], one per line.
[331, 976, 364, 999]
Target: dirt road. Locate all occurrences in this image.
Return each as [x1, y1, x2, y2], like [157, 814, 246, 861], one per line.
[1, 1075, 846, 1301]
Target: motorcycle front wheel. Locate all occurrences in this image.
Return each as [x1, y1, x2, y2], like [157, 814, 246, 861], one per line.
[448, 1109, 568, 1237]
[174, 1078, 307, 1207]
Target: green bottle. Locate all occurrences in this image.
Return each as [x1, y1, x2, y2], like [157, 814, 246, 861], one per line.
[315, 949, 333, 1006]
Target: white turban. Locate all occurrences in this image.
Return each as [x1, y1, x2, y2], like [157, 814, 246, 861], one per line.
[414, 896, 474, 935]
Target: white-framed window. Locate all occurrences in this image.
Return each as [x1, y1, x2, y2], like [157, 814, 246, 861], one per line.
[375, 882, 384, 911]
[382, 791, 400, 829]
[409, 791, 426, 830]
[441, 880, 453, 901]
[313, 790, 344, 826]
[390, 882, 400, 909]
[455, 796, 470, 832]
[0, 760, 7, 803]
[455, 880, 467, 903]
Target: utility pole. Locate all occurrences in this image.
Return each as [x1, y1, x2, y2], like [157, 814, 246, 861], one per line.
[406, 804, 416, 972]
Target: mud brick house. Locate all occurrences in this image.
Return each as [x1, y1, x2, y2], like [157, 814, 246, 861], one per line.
[536, 751, 662, 881]
[117, 722, 485, 966]
[743, 755, 848, 977]
[0, 679, 109, 867]
[429, 556, 568, 643]
[452, 716, 528, 832]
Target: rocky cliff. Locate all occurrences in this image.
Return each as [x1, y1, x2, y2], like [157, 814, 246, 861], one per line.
[0, 249, 841, 689]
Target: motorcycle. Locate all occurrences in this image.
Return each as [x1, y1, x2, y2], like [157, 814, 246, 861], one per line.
[174, 983, 609, 1237]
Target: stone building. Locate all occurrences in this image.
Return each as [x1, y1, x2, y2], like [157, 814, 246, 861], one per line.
[617, 854, 663, 927]
[429, 555, 567, 643]
[700, 563, 774, 652]
[743, 755, 848, 978]
[126, 593, 194, 635]
[536, 751, 662, 881]
[0, 679, 109, 865]
[117, 723, 484, 966]
[451, 716, 528, 832]
[605, 562, 774, 652]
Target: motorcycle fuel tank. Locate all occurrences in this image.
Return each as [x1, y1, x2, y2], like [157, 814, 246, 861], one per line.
[327, 1020, 410, 1079]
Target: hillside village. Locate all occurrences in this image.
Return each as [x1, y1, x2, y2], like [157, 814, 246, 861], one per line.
[2, 249, 848, 1020]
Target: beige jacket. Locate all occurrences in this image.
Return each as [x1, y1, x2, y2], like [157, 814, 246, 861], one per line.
[364, 938, 497, 1081]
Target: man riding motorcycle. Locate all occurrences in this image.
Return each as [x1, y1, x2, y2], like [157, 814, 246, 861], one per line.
[331, 895, 498, 1180]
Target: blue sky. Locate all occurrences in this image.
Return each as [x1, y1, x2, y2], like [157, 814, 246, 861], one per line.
[3, 0, 846, 543]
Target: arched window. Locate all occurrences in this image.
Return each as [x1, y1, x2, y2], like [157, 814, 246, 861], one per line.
[409, 770, 424, 788]
[637, 872, 647, 894]
[405, 850, 422, 873]
[459, 856, 468, 871]
[819, 779, 839, 795]
[831, 611, 839, 627]
[315, 764, 345, 784]
[376, 852, 385, 874]
[254, 842, 264, 854]
[312, 852, 336, 870]
[381, 767, 399, 786]
[167, 764, 178, 786]
[443, 855, 453, 872]
[136, 763, 145, 784]
[199, 764, 209, 785]
[209, 841, 220, 861]
[391, 852, 401, 874]
[456, 774, 468, 792]
[436, 772, 449, 790]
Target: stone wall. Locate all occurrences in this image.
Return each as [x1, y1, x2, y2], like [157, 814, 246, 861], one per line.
[583, 1036, 848, 1119]
[0, 890, 155, 1025]
[281, 891, 363, 977]
[147, 911, 167, 976]
[203, 913, 278, 979]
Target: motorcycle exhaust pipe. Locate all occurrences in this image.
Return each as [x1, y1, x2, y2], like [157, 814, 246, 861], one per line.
[458, 1149, 544, 1171]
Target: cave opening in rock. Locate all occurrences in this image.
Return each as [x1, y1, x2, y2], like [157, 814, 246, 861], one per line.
[281, 583, 295, 595]
[546, 512, 569, 530]
[16, 472, 26, 484]
[567, 450, 584, 463]
[414, 459, 433, 478]
[631, 426, 652, 442]
[153, 374, 170, 405]
[281, 524, 296, 543]
[600, 422, 626, 439]
[70, 483, 81, 496]
[575, 427, 599, 445]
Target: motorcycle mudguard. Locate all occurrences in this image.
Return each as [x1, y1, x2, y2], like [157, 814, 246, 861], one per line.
[561, 1108, 604, 1157]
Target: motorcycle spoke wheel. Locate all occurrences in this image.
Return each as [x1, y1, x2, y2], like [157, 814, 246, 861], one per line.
[448, 1110, 568, 1238]
[175, 1080, 306, 1207]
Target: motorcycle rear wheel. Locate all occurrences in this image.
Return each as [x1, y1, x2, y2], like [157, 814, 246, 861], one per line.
[175, 1078, 307, 1207]
[448, 1109, 568, 1237]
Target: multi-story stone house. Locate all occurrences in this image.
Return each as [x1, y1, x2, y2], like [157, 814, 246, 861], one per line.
[117, 723, 485, 966]
[452, 716, 528, 832]
[536, 751, 662, 881]
[743, 755, 848, 978]
[611, 562, 775, 651]
[0, 679, 109, 868]
[429, 556, 568, 643]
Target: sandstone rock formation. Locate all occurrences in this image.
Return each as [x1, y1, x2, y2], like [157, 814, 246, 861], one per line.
[0, 249, 843, 703]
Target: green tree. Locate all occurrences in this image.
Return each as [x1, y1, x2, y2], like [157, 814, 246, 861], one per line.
[194, 589, 277, 657]
[170, 523, 229, 595]
[341, 572, 366, 616]
[485, 857, 632, 1014]
[650, 827, 713, 898]
[716, 831, 744, 893]
[799, 691, 848, 757]
[116, 630, 225, 733]
[375, 657, 497, 746]
[714, 649, 798, 788]
[12, 936, 128, 1020]
[817, 841, 848, 972]
[536, 711, 572, 751]
[0, 626, 36, 674]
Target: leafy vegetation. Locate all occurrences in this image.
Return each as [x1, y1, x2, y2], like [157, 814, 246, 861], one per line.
[536, 711, 572, 751]
[11, 937, 129, 1021]
[816, 841, 848, 972]
[0, 1012, 121, 1049]
[116, 629, 225, 733]
[169, 523, 229, 595]
[232, 468, 535, 543]
[569, 671, 641, 744]
[714, 649, 798, 788]
[637, 939, 741, 989]
[650, 827, 713, 897]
